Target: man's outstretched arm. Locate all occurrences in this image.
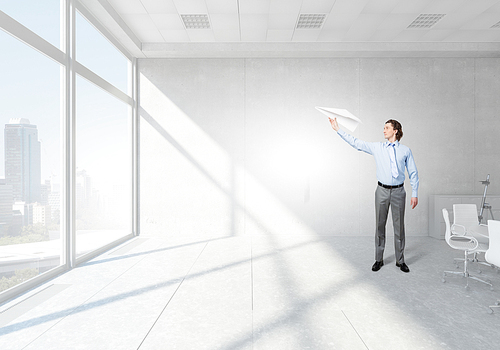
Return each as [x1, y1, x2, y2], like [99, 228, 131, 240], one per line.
[329, 117, 373, 155]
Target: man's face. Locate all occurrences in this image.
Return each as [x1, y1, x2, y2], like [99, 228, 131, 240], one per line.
[383, 123, 397, 141]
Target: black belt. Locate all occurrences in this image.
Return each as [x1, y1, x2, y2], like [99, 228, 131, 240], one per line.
[378, 181, 404, 189]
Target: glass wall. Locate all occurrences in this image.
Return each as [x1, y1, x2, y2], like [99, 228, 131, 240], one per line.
[74, 10, 132, 258]
[0, 1, 136, 300]
[76, 11, 130, 95]
[75, 76, 131, 257]
[0, 0, 61, 49]
[0, 30, 62, 293]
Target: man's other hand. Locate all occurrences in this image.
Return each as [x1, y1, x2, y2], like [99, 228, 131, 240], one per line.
[411, 197, 418, 209]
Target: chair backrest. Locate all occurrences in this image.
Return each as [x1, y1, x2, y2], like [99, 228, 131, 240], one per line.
[453, 204, 479, 230]
[486, 220, 500, 267]
[442, 208, 452, 243]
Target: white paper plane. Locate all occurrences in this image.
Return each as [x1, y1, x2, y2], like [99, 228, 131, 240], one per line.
[315, 106, 362, 132]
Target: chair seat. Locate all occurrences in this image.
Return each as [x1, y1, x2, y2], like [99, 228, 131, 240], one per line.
[448, 239, 477, 251]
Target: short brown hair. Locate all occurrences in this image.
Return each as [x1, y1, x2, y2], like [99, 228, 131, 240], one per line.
[386, 119, 403, 141]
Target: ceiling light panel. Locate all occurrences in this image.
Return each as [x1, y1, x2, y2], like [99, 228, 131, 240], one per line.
[407, 14, 445, 29]
[181, 14, 211, 29]
[296, 14, 327, 29]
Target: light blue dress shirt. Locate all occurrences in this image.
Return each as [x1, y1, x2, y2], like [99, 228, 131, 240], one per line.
[337, 129, 419, 198]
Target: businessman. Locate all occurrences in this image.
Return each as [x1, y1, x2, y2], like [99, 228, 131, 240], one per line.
[330, 117, 419, 273]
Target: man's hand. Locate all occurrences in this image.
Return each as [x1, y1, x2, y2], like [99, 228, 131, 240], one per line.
[329, 117, 339, 131]
[411, 197, 418, 209]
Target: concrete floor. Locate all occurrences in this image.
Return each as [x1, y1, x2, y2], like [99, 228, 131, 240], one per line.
[1, 233, 500, 350]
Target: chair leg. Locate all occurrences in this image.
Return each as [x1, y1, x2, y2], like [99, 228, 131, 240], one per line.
[471, 252, 494, 272]
[443, 250, 493, 290]
[488, 300, 500, 314]
[468, 275, 493, 289]
[444, 250, 469, 282]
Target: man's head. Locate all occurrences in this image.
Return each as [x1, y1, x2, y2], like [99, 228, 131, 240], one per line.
[384, 119, 403, 142]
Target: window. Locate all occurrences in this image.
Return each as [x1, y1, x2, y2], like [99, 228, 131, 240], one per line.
[0, 0, 61, 49]
[75, 76, 132, 257]
[76, 11, 130, 95]
[0, 1, 136, 302]
[0, 30, 62, 293]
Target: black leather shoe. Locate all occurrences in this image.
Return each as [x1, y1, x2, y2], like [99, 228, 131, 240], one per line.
[396, 262, 410, 273]
[372, 261, 384, 272]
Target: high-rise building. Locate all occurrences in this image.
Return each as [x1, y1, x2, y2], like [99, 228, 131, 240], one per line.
[4, 118, 41, 203]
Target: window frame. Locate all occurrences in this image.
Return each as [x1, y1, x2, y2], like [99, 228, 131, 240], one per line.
[0, 0, 139, 304]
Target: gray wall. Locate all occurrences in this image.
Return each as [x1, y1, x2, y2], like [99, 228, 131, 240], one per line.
[139, 57, 500, 239]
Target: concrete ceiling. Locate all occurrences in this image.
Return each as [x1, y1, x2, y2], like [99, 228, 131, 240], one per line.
[81, 0, 500, 58]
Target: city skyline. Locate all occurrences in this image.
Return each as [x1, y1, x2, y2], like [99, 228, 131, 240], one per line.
[0, 6, 129, 183]
[0, 2, 134, 296]
[0, 115, 122, 237]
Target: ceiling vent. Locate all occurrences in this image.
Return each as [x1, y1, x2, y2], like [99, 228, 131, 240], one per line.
[181, 14, 211, 29]
[407, 14, 445, 29]
[296, 14, 327, 29]
[491, 20, 500, 28]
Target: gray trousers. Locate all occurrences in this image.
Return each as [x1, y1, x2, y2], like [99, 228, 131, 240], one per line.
[375, 185, 406, 264]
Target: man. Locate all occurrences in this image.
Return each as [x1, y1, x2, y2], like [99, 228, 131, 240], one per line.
[330, 117, 419, 273]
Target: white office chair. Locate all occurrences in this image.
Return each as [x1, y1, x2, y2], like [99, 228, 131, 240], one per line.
[442, 208, 492, 289]
[453, 204, 491, 270]
[486, 220, 500, 313]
